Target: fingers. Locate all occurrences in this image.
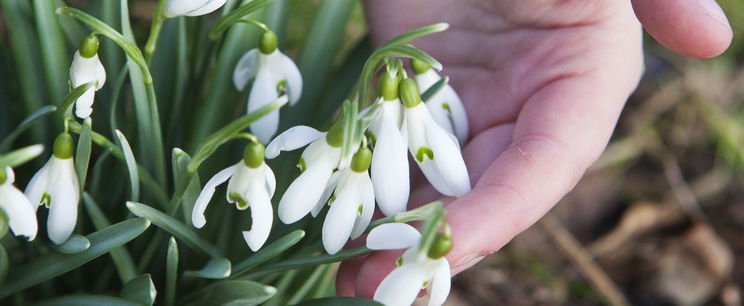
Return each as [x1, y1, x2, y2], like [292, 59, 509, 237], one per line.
[630, 0, 732, 58]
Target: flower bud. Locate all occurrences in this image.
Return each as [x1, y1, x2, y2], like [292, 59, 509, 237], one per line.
[53, 133, 74, 159]
[379, 71, 399, 101]
[79, 34, 100, 58]
[243, 141, 265, 168]
[427, 232, 453, 259]
[350, 147, 372, 172]
[259, 30, 278, 55]
[411, 58, 431, 75]
[399, 78, 422, 108]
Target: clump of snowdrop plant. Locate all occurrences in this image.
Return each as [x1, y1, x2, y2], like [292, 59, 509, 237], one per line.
[0, 1, 466, 304]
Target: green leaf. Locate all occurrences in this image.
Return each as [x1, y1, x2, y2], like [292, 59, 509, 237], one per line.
[0, 208, 7, 239]
[126, 201, 221, 258]
[82, 193, 138, 284]
[293, 297, 383, 306]
[188, 95, 288, 173]
[170, 148, 201, 220]
[209, 0, 276, 39]
[34, 294, 142, 306]
[0, 144, 45, 168]
[421, 76, 449, 102]
[0, 244, 7, 284]
[252, 246, 371, 274]
[75, 119, 92, 191]
[417, 203, 446, 255]
[60, 82, 95, 118]
[165, 237, 178, 306]
[285, 265, 330, 305]
[120, 274, 157, 305]
[0, 105, 56, 152]
[182, 280, 276, 306]
[231, 230, 305, 278]
[33, 0, 69, 102]
[185, 257, 232, 279]
[56, 234, 91, 254]
[115, 130, 140, 202]
[0, 218, 151, 298]
[379, 23, 449, 48]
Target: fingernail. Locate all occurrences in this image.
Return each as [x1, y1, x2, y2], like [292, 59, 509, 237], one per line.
[698, 0, 730, 27]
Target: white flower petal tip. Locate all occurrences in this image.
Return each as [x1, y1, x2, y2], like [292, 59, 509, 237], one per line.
[192, 165, 237, 228]
[415, 70, 469, 144]
[265, 126, 322, 159]
[0, 173, 39, 241]
[366, 223, 421, 250]
[240, 184, 273, 252]
[278, 52, 302, 105]
[164, 0, 227, 18]
[233, 49, 259, 91]
[427, 259, 451, 306]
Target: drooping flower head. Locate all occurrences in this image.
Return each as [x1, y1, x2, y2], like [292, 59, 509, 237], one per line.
[192, 142, 276, 251]
[70, 34, 106, 119]
[164, 0, 227, 18]
[368, 223, 452, 306]
[234, 30, 302, 143]
[0, 167, 38, 241]
[399, 78, 471, 197]
[25, 133, 80, 244]
[412, 58, 468, 144]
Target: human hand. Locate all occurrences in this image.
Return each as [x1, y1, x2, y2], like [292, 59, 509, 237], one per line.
[338, 0, 733, 299]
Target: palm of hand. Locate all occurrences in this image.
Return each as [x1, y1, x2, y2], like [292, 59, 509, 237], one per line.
[338, 0, 645, 298]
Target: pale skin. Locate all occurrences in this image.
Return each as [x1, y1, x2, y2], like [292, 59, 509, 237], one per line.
[337, 0, 733, 298]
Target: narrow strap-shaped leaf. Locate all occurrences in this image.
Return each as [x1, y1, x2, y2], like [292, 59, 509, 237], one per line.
[115, 130, 140, 202]
[285, 264, 330, 305]
[75, 119, 92, 191]
[0, 106, 56, 152]
[0, 218, 151, 298]
[421, 76, 449, 102]
[231, 230, 305, 278]
[293, 297, 383, 306]
[185, 257, 232, 279]
[53, 0, 84, 47]
[126, 202, 221, 258]
[0, 209, 7, 239]
[82, 193, 138, 284]
[57, 234, 91, 254]
[34, 294, 141, 306]
[170, 148, 201, 220]
[251, 246, 371, 274]
[181, 280, 276, 306]
[380, 23, 449, 48]
[33, 0, 69, 102]
[165, 237, 178, 306]
[0, 144, 44, 168]
[120, 274, 157, 305]
[209, 0, 276, 39]
[0, 244, 7, 284]
[60, 81, 95, 118]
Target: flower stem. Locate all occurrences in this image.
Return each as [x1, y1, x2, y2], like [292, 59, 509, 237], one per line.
[144, 0, 167, 64]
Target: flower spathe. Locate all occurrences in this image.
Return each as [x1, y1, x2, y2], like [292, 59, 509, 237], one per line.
[400, 79, 471, 197]
[70, 35, 106, 120]
[265, 126, 342, 224]
[192, 143, 276, 251]
[25, 134, 80, 245]
[0, 167, 38, 240]
[164, 0, 227, 18]
[234, 31, 302, 144]
[368, 223, 451, 306]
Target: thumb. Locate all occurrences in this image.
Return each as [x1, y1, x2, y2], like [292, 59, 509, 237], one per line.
[630, 0, 733, 58]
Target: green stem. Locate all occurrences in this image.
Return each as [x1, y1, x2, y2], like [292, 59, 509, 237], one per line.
[144, 0, 167, 64]
[250, 246, 371, 274]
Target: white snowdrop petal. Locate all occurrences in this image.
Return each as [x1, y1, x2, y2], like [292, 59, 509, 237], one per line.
[242, 185, 273, 251]
[183, 0, 226, 16]
[427, 124, 470, 197]
[278, 163, 333, 224]
[278, 52, 302, 106]
[95, 55, 107, 89]
[371, 114, 409, 217]
[263, 163, 276, 198]
[350, 173, 375, 239]
[233, 49, 259, 91]
[265, 126, 322, 159]
[427, 259, 451, 306]
[311, 170, 343, 218]
[74, 88, 95, 119]
[192, 165, 237, 228]
[24, 158, 53, 211]
[425, 98, 455, 136]
[321, 186, 358, 255]
[442, 86, 469, 143]
[164, 0, 207, 17]
[0, 185, 38, 240]
[366, 223, 421, 250]
[46, 158, 79, 245]
[405, 105, 452, 196]
[374, 264, 430, 306]
[414, 69, 440, 93]
[248, 69, 281, 144]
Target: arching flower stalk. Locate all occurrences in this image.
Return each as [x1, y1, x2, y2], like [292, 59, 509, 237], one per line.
[400, 78, 471, 197]
[0, 167, 38, 241]
[234, 26, 302, 143]
[192, 141, 276, 251]
[368, 223, 452, 306]
[412, 58, 468, 144]
[320, 146, 375, 255]
[368, 70, 409, 216]
[25, 133, 80, 244]
[70, 34, 106, 119]
[164, 0, 227, 18]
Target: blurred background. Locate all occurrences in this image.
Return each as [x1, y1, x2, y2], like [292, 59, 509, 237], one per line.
[2, 0, 743, 305]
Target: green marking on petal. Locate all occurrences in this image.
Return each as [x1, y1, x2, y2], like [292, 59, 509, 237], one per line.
[415, 147, 434, 163]
[357, 204, 363, 216]
[229, 192, 248, 210]
[41, 193, 51, 208]
[296, 158, 307, 172]
[396, 257, 403, 266]
[328, 194, 336, 206]
[422, 280, 430, 288]
[276, 79, 287, 95]
[441, 102, 452, 115]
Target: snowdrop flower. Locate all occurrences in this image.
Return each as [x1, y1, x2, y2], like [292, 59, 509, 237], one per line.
[321, 147, 374, 255]
[25, 133, 80, 244]
[400, 78, 470, 197]
[0, 167, 38, 240]
[265, 122, 345, 224]
[367, 223, 452, 306]
[412, 58, 468, 144]
[368, 71, 409, 216]
[234, 30, 302, 143]
[164, 0, 227, 18]
[70, 34, 106, 119]
[192, 142, 276, 251]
